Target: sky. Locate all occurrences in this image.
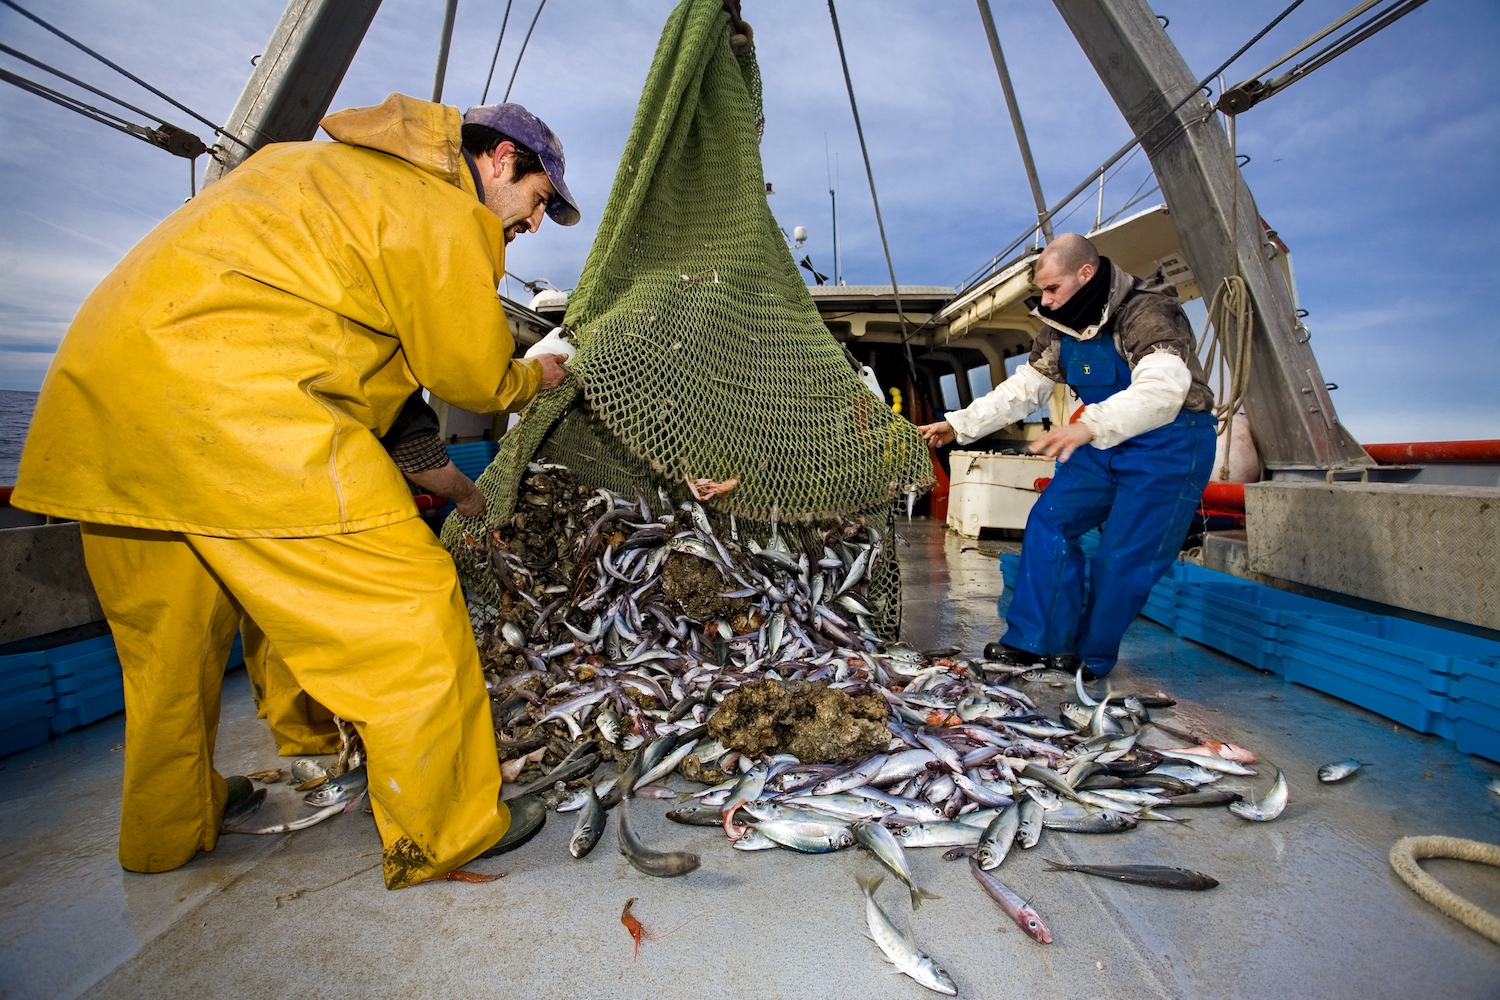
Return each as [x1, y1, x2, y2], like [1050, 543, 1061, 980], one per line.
[0, 0, 1495, 444]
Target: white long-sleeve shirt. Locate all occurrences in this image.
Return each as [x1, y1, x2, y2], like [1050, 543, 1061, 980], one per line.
[945, 349, 1193, 450]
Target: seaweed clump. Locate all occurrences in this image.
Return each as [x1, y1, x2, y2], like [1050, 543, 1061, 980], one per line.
[708, 679, 889, 764]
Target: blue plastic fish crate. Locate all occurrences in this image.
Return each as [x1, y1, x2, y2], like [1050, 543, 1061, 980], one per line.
[47, 631, 246, 735]
[1139, 566, 1179, 629]
[1171, 579, 1366, 674]
[1279, 613, 1463, 739]
[999, 553, 1020, 592]
[1442, 652, 1500, 763]
[49, 635, 124, 734]
[445, 440, 500, 481]
[0, 650, 56, 757]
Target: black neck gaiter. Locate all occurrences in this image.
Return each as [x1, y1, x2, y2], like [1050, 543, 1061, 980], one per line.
[1038, 257, 1113, 331]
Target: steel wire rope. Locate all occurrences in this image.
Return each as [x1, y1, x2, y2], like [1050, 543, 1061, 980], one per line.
[502, 0, 547, 103]
[0, 41, 166, 128]
[0, 65, 159, 143]
[826, 0, 917, 391]
[957, 0, 1306, 291]
[1252, 0, 1431, 101]
[1246, 0, 1383, 82]
[480, 0, 516, 104]
[0, 0, 250, 151]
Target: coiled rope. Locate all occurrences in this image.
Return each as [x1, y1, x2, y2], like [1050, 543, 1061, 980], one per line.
[1389, 836, 1500, 945]
[1199, 274, 1253, 480]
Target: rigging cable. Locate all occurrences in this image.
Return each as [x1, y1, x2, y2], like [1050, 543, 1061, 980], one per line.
[1217, 0, 1432, 114]
[431, 0, 460, 104]
[0, 0, 249, 151]
[958, 0, 1306, 290]
[826, 0, 917, 389]
[0, 41, 169, 128]
[0, 64, 205, 160]
[502, 0, 547, 103]
[480, 0, 516, 104]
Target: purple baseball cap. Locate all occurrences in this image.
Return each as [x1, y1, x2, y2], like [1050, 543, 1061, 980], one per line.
[462, 102, 580, 226]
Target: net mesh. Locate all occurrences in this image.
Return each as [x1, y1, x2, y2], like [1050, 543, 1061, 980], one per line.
[443, 0, 933, 637]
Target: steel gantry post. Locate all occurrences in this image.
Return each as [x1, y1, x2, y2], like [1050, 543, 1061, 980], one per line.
[203, 0, 382, 185]
[1053, 0, 1371, 471]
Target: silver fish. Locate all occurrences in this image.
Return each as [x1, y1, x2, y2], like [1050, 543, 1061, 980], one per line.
[1040, 805, 1136, 833]
[1017, 798, 1044, 849]
[869, 749, 939, 787]
[556, 787, 592, 813]
[617, 799, 699, 877]
[1156, 748, 1256, 776]
[732, 828, 779, 851]
[975, 802, 1020, 871]
[1229, 770, 1288, 822]
[501, 621, 527, 649]
[813, 754, 889, 796]
[568, 784, 605, 859]
[853, 819, 940, 910]
[1151, 762, 1223, 786]
[893, 821, 983, 849]
[596, 707, 621, 744]
[835, 547, 872, 596]
[290, 759, 327, 785]
[636, 738, 699, 789]
[303, 764, 367, 808]
[757, 818, 855, 853]
[856, 875, 957, 996]
[1317, 759, 1361, 783]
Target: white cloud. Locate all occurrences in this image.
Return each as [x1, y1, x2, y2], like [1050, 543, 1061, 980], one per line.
[0, 0, 1495, 442]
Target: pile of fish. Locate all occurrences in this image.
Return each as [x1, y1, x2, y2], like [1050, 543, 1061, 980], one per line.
[462, 461, 898, 768]
[461, 462, 1298, 994]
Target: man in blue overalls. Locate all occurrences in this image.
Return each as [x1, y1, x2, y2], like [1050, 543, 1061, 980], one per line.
[920, 234, 1217, 677]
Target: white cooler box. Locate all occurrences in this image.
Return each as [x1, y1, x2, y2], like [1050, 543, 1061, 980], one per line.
[946, 452, 1056, 537]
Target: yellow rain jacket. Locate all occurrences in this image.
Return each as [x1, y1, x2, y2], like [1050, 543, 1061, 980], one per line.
[13, 94, 540, 536]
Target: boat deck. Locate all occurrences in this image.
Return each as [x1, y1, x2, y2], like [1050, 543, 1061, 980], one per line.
[2, 518, 1497, 999]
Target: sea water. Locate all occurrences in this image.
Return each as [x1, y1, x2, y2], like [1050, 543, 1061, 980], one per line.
[0, 389, 38, 484]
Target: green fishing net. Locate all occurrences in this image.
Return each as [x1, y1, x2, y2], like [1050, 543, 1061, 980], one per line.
[443, 0, 933, 637]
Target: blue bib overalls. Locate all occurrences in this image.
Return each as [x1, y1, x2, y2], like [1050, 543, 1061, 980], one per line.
[1001, 331, 1216, 675]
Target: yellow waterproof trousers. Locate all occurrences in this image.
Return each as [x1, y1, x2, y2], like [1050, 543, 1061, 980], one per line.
[79, 518, 508, 888]
[239, 616, 340, 756]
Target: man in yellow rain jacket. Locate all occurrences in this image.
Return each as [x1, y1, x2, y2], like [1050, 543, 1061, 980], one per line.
[11, 94, 579, 888]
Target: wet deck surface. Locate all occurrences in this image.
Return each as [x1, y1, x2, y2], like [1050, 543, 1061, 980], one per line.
[2, 518, 1498, 999]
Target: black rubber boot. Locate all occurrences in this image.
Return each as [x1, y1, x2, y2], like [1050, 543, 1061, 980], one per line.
[476, 793, 546, 858]
[222, 776, 266, 826]
[1046, 653, 1100, 680]
[982, 642, 1041, 665]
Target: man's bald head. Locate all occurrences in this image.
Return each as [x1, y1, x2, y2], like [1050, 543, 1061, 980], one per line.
[1034, 234, 1101, 310]
[1038, 233, 1099, 276]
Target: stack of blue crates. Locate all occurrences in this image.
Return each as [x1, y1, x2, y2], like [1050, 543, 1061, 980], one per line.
[0, 631, 246, 757]
[0, 649, 55, 757]
[994, 546, 1500, 763]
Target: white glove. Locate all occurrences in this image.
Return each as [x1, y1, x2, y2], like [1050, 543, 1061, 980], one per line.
[524, 326, 578, 361]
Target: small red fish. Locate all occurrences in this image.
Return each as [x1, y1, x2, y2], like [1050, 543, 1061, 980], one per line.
[440, 869, 505, 883]
[621, 897, 651, 957]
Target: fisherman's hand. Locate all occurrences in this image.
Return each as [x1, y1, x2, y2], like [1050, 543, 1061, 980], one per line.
[535, 353, 570, 391]
[1029, 424, 1093, 462]
[453, 480, 487, 518]
[918, 421, 955, 447]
